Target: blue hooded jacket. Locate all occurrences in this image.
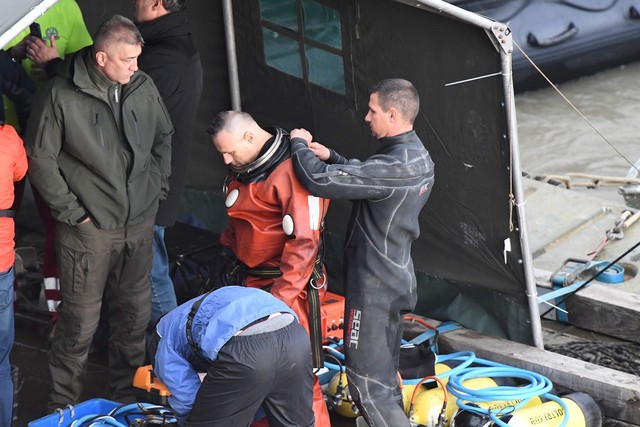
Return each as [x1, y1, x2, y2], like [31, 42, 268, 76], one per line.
[153, 286, 296, 420]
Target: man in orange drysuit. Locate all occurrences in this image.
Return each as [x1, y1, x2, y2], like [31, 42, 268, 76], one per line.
[207, 110, 331, 427]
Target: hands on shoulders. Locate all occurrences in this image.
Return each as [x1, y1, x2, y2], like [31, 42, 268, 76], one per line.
[290, 128, 331, 161]
[290, 128, 312, 143]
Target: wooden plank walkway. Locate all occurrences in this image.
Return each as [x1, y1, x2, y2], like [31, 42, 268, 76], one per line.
[566, 284, 640, 344]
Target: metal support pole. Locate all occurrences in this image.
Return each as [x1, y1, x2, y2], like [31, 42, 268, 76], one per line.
[498, 31, 545, 349]
[222, 0, 241, 111]
[396, 0, 545, 348]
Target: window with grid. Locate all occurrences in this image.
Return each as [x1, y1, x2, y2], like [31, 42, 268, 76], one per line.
[260, 0, 346, 95]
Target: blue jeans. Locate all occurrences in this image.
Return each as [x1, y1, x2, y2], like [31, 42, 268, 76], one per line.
[150, 226, 177, 328]
[0, 266, 15, 427]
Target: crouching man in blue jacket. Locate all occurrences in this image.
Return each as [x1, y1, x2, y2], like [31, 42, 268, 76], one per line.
[149, 286, 315, 427]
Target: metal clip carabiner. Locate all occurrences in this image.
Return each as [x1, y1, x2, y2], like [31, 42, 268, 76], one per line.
[310, 273, 327, 290]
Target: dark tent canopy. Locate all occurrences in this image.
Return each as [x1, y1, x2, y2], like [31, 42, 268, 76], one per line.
[69, 0, 540, 344]
[230, 0, 535, 343]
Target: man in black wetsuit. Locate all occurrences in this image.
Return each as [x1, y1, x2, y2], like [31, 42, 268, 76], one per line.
[289, 78, 435, 427]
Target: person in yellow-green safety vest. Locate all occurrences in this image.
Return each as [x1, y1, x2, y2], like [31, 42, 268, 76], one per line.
[4, 0, 92, 321]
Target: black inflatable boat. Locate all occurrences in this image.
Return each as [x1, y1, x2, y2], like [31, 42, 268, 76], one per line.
[453, 0, 640, 92]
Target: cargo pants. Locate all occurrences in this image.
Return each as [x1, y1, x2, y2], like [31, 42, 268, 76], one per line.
[48, 217, 154, 410]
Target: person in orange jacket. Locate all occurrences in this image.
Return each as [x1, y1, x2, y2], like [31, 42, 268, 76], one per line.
[0, 48, 31, 427]
[0, 122, 28, 426]
[207, 110, 331, 427]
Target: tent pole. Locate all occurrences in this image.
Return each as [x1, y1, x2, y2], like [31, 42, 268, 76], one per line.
[498, 31, 545, 349]
[395, 0, 496, 29]
[222, 0, 241, 111]
[397, 0, 545, 347]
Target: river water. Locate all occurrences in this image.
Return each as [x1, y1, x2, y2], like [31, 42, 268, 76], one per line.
[515, 61, 640, 204]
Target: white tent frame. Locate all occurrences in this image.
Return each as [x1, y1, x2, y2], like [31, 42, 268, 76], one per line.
[394, 0, 543, 348]
[0, 0, 59, 49]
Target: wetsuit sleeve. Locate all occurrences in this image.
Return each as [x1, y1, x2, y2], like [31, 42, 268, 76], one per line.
[291, 137, 427, 200]
[24, 85, 88, 224]
[327, 148, 348, 165]
[271, 166, 328, 307]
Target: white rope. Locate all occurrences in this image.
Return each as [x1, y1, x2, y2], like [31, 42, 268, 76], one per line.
[513, 40, 640, 174]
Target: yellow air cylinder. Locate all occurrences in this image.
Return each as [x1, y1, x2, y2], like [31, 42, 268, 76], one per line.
[402, 361, 454, 414]
[403, 384, 421, 414]
[435, 362, 453, 382]
[411, 377, 543, 427]
[326, 371, 359, 418]
[497, 392, 601, 427]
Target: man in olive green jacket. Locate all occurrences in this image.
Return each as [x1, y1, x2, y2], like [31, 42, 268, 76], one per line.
[25, 15, 173, 409]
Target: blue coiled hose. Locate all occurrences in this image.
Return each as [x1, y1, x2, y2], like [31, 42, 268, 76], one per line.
[322, 346, 570, 427]
[69, 402, 177, 427]
[446, 357, 569, 427]
[323, 345, 346, 372]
